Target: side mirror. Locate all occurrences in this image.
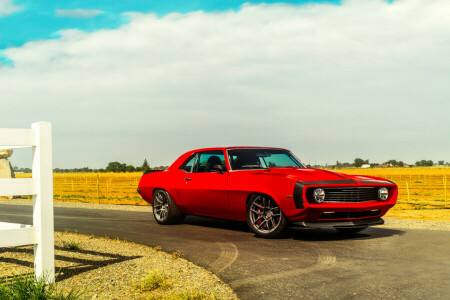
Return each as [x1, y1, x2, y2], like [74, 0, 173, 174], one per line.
[212, 165, 225, 174]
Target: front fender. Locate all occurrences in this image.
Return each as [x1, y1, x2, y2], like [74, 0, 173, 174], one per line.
[227, 171, 299, 221]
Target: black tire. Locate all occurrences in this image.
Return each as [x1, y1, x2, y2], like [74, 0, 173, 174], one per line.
[335, 226, 368, 234]
[152, 189, 184, 225]
[246, 194, 288, 238]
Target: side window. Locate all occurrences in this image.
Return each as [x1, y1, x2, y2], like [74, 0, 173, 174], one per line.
[179, 155, 196, 173]
[193, 151, 226, 173]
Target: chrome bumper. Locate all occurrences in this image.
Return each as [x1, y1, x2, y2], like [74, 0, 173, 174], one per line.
[293, 217, 384, 229]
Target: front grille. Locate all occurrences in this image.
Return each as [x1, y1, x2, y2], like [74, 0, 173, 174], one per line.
[307, 187, 379, 203]
[318, 210, 381, 220]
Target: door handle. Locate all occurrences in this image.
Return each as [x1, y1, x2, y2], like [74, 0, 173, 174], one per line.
[184, 178, 192, 181]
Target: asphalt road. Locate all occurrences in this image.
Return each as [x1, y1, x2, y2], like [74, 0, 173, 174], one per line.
[1, 205, 449, 299]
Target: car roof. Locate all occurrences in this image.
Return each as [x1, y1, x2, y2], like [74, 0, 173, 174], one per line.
[168, 146, 290, 170]
[191, 146, 288, 152]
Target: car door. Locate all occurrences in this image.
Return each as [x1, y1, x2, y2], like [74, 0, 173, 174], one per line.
[181, 150, 229, 216]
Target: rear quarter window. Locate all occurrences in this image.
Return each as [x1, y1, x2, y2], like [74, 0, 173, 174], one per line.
[179, 155, 196, 172]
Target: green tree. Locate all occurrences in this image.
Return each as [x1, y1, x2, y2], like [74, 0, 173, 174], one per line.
[385, 160, 403, 167]
[126, 165, 136, 172]
[354, 158, 364, 168]
[438, 160, 444, 166]
[106, 161, 127, 173]
[415, 160, 434, 167]
[142, 159, 150, 172]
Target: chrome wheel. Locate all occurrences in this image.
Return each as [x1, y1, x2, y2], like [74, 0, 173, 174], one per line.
[154, 190, 169, 221]
[249, 195, 282, 234]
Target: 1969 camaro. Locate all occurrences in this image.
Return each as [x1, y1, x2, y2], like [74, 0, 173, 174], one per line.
[138, 147, 397, 238]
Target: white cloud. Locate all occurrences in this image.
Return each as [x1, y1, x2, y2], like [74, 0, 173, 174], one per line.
[56, 9, 104, 19]
[0, 0, 22, 17]
[1, 0, 449, 167]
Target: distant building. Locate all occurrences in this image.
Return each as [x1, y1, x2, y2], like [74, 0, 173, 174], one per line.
[361, 164, 371, 169]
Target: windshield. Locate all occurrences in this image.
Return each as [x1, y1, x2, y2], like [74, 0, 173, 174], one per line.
[228, 149, 304, 170]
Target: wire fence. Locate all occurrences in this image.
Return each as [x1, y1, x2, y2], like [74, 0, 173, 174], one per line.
[17, 172, 145, 205]
[15, 167, 450, 209]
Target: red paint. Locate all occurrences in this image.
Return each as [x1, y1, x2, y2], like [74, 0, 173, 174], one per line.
[138, 147, 397, 223]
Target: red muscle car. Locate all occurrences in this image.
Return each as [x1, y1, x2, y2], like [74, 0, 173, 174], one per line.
[138, 147, 397, 238]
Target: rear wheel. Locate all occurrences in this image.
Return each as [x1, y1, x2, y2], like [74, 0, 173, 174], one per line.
[153, 189, 184, 225]
[247, 194, 287, 238]
[335, 226, 368, 234]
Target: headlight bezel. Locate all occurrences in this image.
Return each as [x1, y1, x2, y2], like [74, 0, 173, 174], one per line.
[313, 188, 326, 203]
[378, 187, 389, 201]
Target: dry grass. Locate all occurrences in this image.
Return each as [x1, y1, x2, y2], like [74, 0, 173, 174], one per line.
[134, 271, 171, 292]
[172, 251, 181, 260]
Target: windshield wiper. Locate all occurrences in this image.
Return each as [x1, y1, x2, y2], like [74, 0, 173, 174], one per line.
[241, 165, 266, 169]
[266, 166, 301, 169]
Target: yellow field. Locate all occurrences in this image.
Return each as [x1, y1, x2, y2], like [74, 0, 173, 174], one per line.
[16, 167, 450, 220]
[17, 172, 146, 205]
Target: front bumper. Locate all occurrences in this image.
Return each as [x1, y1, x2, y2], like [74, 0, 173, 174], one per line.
[292, 217, 384, 229]
[285, 181, 398, 222]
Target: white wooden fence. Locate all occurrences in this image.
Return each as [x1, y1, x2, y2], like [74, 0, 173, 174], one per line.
[0, 122, 55, 282]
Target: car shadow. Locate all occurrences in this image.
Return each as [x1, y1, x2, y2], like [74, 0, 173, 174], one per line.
[181, 215, 405, 241]
[182, 215, 251, 233]
[289, 227, 406, 241]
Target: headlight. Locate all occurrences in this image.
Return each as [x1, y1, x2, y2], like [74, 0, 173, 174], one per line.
[378, 187, 389, 201]
[313, 188, 325, 203]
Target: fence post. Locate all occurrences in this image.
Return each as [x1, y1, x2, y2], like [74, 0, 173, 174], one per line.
[445, 176, 447, 208]
[406, 181, 410, 204]
[97, 174, 100, 203]
[32, 122, 55, 283]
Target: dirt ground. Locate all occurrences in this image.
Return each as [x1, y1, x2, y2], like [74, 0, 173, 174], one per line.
[0, 231, 237, 299]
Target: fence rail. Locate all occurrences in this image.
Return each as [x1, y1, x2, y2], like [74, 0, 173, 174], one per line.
[0, 122, 54, 282]
[0, 178, 36, 196]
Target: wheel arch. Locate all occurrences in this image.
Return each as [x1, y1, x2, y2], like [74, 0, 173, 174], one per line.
[246, 192, 282, 208]
[153, 187, 178, 201]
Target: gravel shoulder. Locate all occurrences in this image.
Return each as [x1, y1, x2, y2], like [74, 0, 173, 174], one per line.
[0, 231, 237, 299]
[383, 217, 450, 231]
[1, 199, 449, 231]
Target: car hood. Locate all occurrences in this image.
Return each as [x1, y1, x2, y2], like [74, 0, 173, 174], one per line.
[255, 168, 391, 184]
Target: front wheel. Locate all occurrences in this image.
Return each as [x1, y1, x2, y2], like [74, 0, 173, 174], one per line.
[247, 194, 287, 238]
[152, 189, 184, 225]
[335, 226, 368, 234]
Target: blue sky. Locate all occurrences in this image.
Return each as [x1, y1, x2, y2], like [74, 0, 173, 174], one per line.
[2, 0, 446, 168]
[1, 0, 342, 51]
